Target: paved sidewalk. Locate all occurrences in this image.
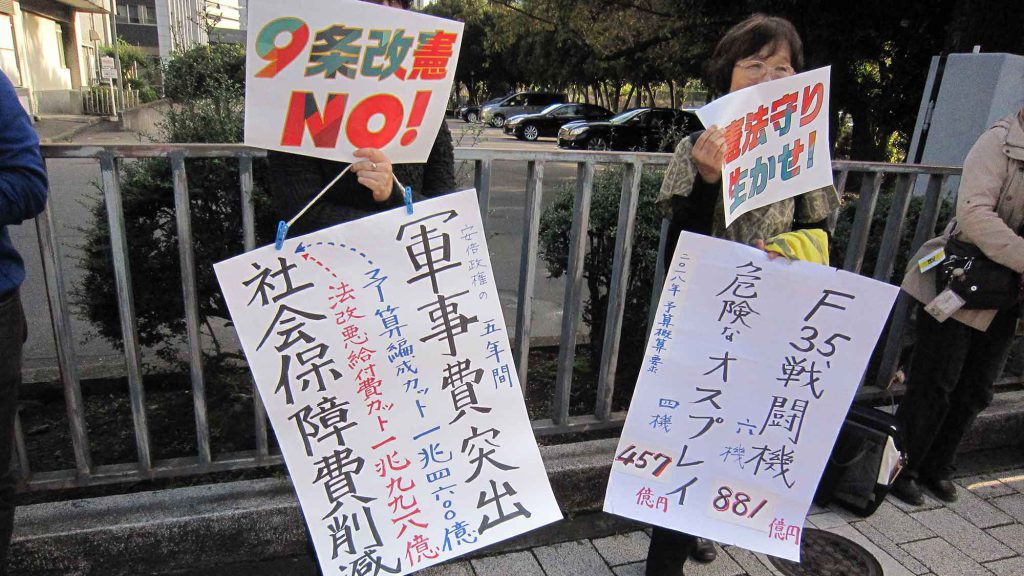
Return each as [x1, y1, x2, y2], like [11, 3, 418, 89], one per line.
[415, 465, 1024, 576]
[32, 114, 106, 142]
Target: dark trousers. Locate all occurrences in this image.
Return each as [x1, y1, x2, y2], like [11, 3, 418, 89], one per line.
[0, 289, 25, 575]
[897, 304, 1019, 480]
[645, 526, 696, 576]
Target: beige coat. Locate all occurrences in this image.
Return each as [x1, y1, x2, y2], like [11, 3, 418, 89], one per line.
[901, 110, 1024, 331]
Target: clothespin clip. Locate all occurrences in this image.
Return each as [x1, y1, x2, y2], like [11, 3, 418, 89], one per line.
[274, 164, 353, 251]
[274, 220, 289, 251]
[404, 185, 414, 214]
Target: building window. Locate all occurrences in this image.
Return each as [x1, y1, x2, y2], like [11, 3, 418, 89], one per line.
[118, 4, 157, 25]
[0, 15, 19, 85]
[55, 24, 66, 68]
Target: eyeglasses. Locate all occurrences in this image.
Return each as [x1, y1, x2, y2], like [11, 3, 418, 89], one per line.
[734, 60, 795, 80]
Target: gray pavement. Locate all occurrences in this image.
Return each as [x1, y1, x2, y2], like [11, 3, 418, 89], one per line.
[160, 456, 1024, 576]
[393, 466, 1024, 576]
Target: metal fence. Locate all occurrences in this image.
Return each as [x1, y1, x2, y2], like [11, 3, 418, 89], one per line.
[20, 144, 961, 492]
[82, 87, 141, 116]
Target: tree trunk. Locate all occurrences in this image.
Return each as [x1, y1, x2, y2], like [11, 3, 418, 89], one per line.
[668, 79, 676, 109]
[623, 84, 636, 111]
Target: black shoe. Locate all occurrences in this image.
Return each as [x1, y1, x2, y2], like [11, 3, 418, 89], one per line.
[892, 475, 924, 505]
[924, 477, 958, 502]
[690, 538, 717, 563]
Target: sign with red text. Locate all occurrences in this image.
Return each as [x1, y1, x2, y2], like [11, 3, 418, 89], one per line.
[244, 0, 463, 163]
[695, 67, 832, 228]
[604, 232, 898, 561]
[215, 190, 560, 575]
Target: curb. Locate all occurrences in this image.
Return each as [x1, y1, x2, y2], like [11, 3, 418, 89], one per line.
[10, 392, 1024, 575]
[34, 116, 105, 143]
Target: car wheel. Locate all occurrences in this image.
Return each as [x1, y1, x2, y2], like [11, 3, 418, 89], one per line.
[466, 111, 478, 123]
[523, 124, 540, 141]
[586, 136, 609, 151]
[491, 114, 506, 128]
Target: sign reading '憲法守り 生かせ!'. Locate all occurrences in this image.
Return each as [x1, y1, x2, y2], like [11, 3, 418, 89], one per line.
[244, 0, 463, 163]
[695, 67, 833, 228]
[604, 232, 898, 562]
[215, 190, 561, 575]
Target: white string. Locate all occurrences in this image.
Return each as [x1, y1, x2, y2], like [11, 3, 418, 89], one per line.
[286, 167, 408, 229]
[286, 164, 353, 228]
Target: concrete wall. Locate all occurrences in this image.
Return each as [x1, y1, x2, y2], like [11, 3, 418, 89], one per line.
[21, 11, 71, 92]
[33, 87, 83, 114]
[119, 97, 169, 134]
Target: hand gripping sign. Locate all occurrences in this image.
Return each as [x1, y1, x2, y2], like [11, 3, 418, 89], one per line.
[245, 0, 464, 163]
[216, 190, 561, 575]
[604, 232, 898, 561]
[695, 67, 833, 228]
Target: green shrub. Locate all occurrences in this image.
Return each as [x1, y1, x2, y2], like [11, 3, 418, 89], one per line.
[162, 43, 245, 102]
[831, 185, 955, 282]
[75, 43, 272, 366]
[538, 166, 665, 381]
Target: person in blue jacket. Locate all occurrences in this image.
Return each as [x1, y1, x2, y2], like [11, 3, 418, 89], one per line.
[0, 69, 48, 574]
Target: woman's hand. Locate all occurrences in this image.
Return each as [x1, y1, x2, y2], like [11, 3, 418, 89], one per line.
[351, 148, 396, 202]
[692, 125, 726, 184]
[753, 239, 784, 260]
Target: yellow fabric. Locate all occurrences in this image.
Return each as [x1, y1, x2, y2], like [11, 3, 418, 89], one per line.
[764, 228, 830, 265]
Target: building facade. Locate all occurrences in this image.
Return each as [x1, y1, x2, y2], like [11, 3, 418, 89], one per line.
[1, 0, 113, 115]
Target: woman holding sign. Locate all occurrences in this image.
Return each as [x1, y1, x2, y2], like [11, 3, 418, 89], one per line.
[649, 14, 840, 575]
[266, 3, 456, 574]
[894, 107, 1024, 506]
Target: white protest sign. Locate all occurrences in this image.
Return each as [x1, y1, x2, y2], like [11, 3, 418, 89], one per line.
[695, 66, 833, 228]
[244, 0, 463, 163]
[215, 190, 560, 575]
[604, 232, 898, 561]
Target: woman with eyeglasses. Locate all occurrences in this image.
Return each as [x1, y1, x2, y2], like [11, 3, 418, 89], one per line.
[648, 14, 839, 575]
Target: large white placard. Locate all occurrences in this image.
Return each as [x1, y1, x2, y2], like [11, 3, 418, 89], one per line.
[695, 67, 833, 228]
[604, 232, 898, 561]
[215, 190, 560, 575]
[244, 0, 463, 163]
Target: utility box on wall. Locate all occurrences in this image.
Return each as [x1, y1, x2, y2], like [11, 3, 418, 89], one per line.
[907, 52, 1024, 196]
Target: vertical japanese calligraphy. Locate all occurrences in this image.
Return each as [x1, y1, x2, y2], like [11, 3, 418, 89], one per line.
[216, 190, 560, 576]
[245, 0, 464, 163]
[604, 232, 898, 562]
[694, 67, 833, 227]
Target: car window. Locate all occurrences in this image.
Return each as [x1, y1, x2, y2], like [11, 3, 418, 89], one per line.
[584, 105, 607, 117]
[541, 103, 564, 115]
[550, 105, 576, 117]
[610, 109, 645, 124]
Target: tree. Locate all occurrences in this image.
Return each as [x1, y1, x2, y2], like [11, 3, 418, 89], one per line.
[75, 43, 273, 365]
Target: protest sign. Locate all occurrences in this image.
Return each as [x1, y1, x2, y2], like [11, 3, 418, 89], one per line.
[244, 0, 463, 163]
[695, 67, 832, 228]
[215, 190, 560, 575]
[604, 232, 898, 561]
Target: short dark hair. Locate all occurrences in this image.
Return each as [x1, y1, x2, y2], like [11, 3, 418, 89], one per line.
[705, 14, 804, 96]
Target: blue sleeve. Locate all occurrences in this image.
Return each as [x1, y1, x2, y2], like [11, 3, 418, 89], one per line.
[0, 70, 48, 226]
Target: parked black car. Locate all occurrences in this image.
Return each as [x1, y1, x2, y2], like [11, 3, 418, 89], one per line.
[456, 97, 502, 123]
[503, 103, 613, 141]
[557, 108, 702, 152]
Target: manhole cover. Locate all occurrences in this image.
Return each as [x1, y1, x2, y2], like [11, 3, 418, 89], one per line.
[767, 528, 883, 576]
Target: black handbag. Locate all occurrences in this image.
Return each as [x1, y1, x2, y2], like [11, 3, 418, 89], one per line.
[936, 235, 1022, 310]
[814, 405, 905, 517]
